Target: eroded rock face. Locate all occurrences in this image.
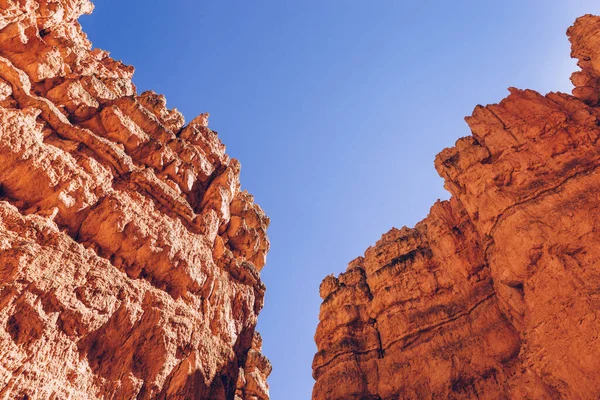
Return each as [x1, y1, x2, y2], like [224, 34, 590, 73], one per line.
[0, 1, 271, 399]
[313, 14, 600, 400]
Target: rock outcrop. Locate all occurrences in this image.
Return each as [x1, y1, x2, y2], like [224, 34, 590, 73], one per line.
[0, 1, 270, 399]
[313, 14, 600, 400]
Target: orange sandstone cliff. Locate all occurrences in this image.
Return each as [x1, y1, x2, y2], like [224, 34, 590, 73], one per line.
[313, 15, 600, 400]
[0, 1, 271, 399]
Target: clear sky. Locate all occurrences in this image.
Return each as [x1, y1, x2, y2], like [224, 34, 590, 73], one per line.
[81, 1, 599, 398]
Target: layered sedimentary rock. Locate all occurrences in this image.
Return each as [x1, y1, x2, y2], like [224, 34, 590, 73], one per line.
[313, 15, 600, 399]
[0, 1, 271, 399]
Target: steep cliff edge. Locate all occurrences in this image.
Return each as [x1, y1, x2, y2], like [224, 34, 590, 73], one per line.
[0, 1, 270, 399]
[313, 14, 600, 399]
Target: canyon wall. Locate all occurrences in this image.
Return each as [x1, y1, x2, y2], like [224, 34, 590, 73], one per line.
[313, 14, 600, 400]
[0, 1, 271, 399]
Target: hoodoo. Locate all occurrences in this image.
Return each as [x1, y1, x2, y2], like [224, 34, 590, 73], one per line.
[313, 14, 600, 400]
[0, 1, 270, 399]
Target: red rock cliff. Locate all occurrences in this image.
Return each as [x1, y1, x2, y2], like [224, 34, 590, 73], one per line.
[0, 1, 271, 399]
[313, 14, 600, 400]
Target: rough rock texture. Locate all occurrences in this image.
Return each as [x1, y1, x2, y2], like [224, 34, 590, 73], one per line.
[313, 14, 600, 400]
[0, 1, 271, 399]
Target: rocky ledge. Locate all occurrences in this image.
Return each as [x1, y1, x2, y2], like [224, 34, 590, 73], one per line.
[313, 14, 600, 400]
[0, 1, 270, 399]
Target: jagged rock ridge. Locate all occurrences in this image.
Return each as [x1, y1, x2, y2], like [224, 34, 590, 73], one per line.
[313, 14, 600, 400]
[0, 1, 271, 399]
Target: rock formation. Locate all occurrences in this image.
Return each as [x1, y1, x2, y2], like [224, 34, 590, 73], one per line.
[313, 14, 600, 400]
[0, 1, 271, 399]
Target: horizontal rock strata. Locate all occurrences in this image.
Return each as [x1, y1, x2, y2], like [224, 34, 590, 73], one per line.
[313, 14, 600, 400]
[0, 1, 270, 399]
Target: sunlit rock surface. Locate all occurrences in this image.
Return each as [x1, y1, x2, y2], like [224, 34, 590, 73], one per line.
[0, 1, 271, 398]
[313, 14, 600, 400]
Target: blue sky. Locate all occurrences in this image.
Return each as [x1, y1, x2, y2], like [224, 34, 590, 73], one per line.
[81, 1, 599, 398]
